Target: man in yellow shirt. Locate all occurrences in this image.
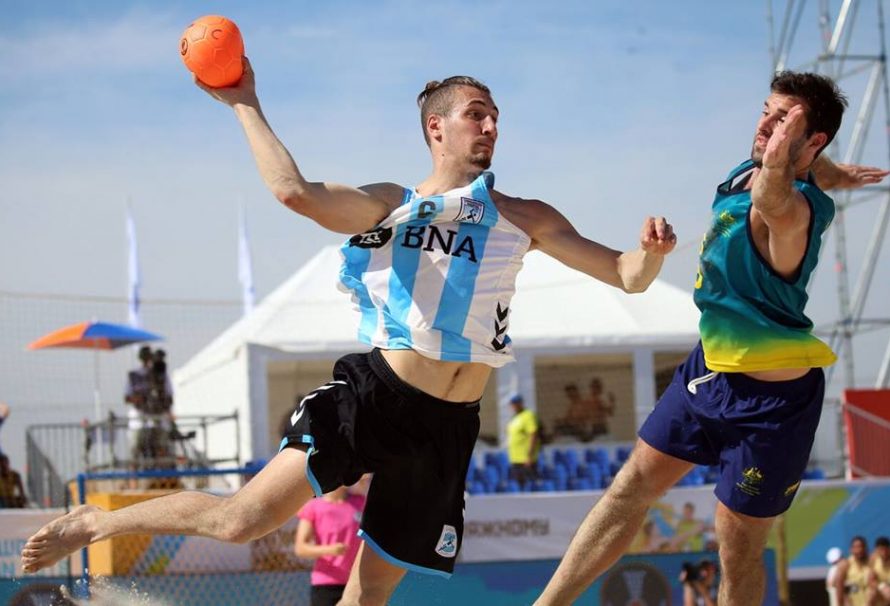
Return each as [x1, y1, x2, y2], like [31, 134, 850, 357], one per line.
[506, 394, 539, 490]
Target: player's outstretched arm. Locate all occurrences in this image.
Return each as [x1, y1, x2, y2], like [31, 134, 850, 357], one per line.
[195, 57, 397, 234]
[811, 154, 889, 190]
[524, 200, 676, 292]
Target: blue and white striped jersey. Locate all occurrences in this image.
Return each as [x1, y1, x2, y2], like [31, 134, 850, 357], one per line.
[338, 172, 530, 367]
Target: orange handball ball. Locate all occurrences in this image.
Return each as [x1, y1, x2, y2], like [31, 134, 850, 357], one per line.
[179, 15, 244, 88]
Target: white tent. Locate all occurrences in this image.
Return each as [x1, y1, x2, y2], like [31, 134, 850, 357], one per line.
[174, 246, 700, 463]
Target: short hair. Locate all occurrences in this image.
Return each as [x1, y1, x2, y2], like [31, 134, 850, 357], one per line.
[138, 345, 152, 361]
[876, 537, 890, 548]
[417, 76, 491, 146]
[852, 535, 868, 547]
[770, 71, 847, 153]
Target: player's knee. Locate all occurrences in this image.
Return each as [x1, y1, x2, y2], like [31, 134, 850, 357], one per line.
[718, 539, 764, 578]
[609, 461, 664, 503]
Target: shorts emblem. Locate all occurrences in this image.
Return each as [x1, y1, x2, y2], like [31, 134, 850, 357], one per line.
[736, 467, 764, 496]
[435, 525, 458, 558]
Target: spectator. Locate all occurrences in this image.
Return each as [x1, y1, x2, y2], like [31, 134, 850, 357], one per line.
[871, 536, 890, 606]
[681, 559, 718, 606]
[554, 383, 591, 439]
[835, 536, 870, 606]
[0, 454, 26, 508]
[826, 546, 844, 606]
[585, 377, 616, 438]
[506, 394, 539, 489]
[125, 346, 174, 471]
[295, 484, 366, 606]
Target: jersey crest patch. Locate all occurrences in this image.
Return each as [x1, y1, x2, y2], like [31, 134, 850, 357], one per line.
[455, 197, 485, 224]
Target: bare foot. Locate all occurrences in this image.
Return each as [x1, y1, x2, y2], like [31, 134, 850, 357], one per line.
[21, 504, 103, 573]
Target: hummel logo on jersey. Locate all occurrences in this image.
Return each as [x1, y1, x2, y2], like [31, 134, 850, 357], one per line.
[435, 525, 458, 558]
[491, 303, 510, 351]
[349, 227, 393, 249]
[402, 225, 478, 263]
[454, 197, 485, 224]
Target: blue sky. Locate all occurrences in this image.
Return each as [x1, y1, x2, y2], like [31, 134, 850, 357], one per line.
[1, 2, 888, 466]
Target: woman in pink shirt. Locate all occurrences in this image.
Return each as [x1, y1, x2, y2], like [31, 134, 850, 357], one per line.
[295, 484, 366, 606]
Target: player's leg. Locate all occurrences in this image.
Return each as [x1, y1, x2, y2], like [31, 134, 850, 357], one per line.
[711, 369, 825, 604]
[535, 439, 695, 605]
[22, 446, 314, 573]
[537, 344, 722, 605]
[714, 501, 774, 604]
[338, 542, 407, 606]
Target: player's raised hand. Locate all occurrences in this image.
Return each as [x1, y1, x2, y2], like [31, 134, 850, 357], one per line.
[640, 216, 677, 255]
[762, 104, 807, 169]
[831, 163, 890, 190]
[195, 57, 258, 107]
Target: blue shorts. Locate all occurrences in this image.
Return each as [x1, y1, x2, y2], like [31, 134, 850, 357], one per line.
[638, 342, 825, 517]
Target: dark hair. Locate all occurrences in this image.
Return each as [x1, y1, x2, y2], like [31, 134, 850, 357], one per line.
[417, 76, 491, 146]
[138, 345, 153, 361]
[770, 71, 847, 153]
[877, 537, 890, 548]
[852, 535, 868, 547]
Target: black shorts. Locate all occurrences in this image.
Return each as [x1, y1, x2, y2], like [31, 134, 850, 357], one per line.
[280, 349, 480, 577]
[310, 584, 344, 606]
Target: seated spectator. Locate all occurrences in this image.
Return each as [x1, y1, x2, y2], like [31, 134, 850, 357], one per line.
[0, 454, 26, 508]
[586, 377, 616, 438]
[553, 383, 592, 440]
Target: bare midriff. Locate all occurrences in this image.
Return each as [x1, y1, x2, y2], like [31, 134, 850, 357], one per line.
[379, 349, 492, 402]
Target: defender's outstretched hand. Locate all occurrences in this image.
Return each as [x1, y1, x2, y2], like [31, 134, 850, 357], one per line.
[830, 163, 890, 189]
[640, 216, 677, 256]
[194, 56, 258, 107]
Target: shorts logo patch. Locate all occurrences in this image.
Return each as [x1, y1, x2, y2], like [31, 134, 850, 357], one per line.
[784, 480, 801, 497]
[455, 197, 485, 224]
[435, 524, 458, 558]
[736, 467, 764, 496]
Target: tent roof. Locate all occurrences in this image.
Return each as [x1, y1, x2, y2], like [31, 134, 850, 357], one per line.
[176, 246, 699, 383]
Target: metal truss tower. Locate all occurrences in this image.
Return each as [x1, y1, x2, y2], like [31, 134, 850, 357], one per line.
[768, 0, 890, 389]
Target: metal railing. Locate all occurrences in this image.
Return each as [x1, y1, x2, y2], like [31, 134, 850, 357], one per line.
[26, 411, 240, 507]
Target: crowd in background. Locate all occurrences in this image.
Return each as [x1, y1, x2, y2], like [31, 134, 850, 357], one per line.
[828, 536, 890, 606]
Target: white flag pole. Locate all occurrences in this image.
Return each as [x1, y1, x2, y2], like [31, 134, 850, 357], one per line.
[238, 204, 256, 317]
[126, 203, 142, 328]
